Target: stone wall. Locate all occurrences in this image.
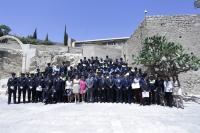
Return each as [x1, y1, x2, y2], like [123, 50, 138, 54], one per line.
[0, 42, 122, 78]
[0, 43, 83, 78]
[82, 45, 122, 59]
[125, 14, 200, 65]
[0, 48, 22, 79]
[125, 14, 200, 94]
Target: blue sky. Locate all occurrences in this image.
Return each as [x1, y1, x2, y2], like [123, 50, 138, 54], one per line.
[0, 0, 199, 42]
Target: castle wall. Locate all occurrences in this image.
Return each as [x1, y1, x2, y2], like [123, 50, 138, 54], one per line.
[125, 14, 200, 95]
[125, 14, 200, 65]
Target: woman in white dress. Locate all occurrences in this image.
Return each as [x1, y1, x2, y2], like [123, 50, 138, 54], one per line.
[65, 77, 73, 103]
[173, 76, 184, 109]
[164, 77, 173, 107]
[72, 75, 80, 103]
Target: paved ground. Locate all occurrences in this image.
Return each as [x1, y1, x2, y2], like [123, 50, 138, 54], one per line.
[0, 95, 200, 133]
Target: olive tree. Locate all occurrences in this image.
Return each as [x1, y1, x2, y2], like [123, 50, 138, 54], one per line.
[134, 35, 200, 77]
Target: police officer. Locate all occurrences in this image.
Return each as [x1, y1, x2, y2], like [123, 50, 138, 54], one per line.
[45, 63, 53, 76]
[60, 62, 68, 75]
[92, 74, 99, 102]
[98, 74, 106, 102]
[53, 74, 64, 103]
[148, 75, 156, 104]
[115, 73, 123, 103]
[7, 73, 18, 104]
[44, 74, 53, 104]
[27, 73, 36, 103]
[17, 73, 27, 103]
[155, 76, 165, 105]
[68, 66, 74, 79]
[35, 73, 44, 102]
[123, 74, 132, 104]
[105, 74, 115, 103]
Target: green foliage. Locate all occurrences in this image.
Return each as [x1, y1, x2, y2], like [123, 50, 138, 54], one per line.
[64, 25, 68, 46]
[18, 36, 54, 45]
[0, 28, 3, 37]
[19, 36, 39, 45]
[42, 41, 53, 45]
[45, 34, 49, 42]
[134, 35, 200, 77]
[0, 24, 11, 35]
[33, 28, 37, 39]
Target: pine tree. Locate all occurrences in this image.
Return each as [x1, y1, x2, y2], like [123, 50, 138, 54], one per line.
[0, 28, 3, 37]
[64, 25, 68, 46]
[45, 33, 49, 42]
[33, 28, 37, 39]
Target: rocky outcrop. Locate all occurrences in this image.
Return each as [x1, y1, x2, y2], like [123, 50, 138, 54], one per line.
[0, 43, 83, 78]
[0, 48, 22, 78]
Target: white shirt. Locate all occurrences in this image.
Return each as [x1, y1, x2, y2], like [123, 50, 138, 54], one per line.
[164, 81, 173, 92]
[173, 80, 182, 95]
[66, 80, 72, 89]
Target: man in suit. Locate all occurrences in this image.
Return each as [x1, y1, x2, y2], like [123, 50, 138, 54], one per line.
[7, 73, 18, 104]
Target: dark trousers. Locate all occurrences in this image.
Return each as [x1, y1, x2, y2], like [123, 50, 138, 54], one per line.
[8, 89, 16, 104]
[18, 89, 26, 103]
[165, 92, 173, 107]
[36, 91, 43, 102]
[116, 89, 122, 103]
[142, 97, 150, 105]
[156, 92, 164, 105]
[100, 88, 106, 102]
[87, 88, 94, 102]
[28, 89, 36, 102]
[93, 88, 98, 102]
[150, 90, 156, 104]
[42, 88, 48, 102]
[107, 87, 114, 103]
[56, 90, 63, 102]
[133, 89, 141, 103]
[123, 88, 132, 104]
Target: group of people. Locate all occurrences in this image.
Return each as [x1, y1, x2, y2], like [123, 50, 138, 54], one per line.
[7, 56, 184, 108]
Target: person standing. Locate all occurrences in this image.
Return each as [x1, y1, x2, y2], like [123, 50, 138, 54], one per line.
[60, 62, 68, 75]
[155, 76, 165, 105]
[123, 74, 132, 104]
[173, 76, 184, 109]
[45, 63, 53, 76]
[106, 74, 115, 103]
[43, 74, 53, 104]
[86, 75, 94, 102]
[73, 75, 80, 103]
[140, 76, 150, 105]
[115, 73, 123, 103]
[98, 74, 106, 102]
[164, 77, 173, 107]
[131, 74, 141, 103]
[92, 74, 99, 102]
[35, 74, 44, 102]
[65, 77, 73, 103]
[53, 74, 64, 103]
[7, 73, 18, 104]
[17, 73, 27, 103]
[80, 76, 87, 102]
[148, 75, 156, 104]
[27, 73, 36, 103]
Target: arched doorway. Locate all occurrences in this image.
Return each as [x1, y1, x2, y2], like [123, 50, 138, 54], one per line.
[0, 35, 35, 74]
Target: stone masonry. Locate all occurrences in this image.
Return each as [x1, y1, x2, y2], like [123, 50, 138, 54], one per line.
[125, 14, 200, 94]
